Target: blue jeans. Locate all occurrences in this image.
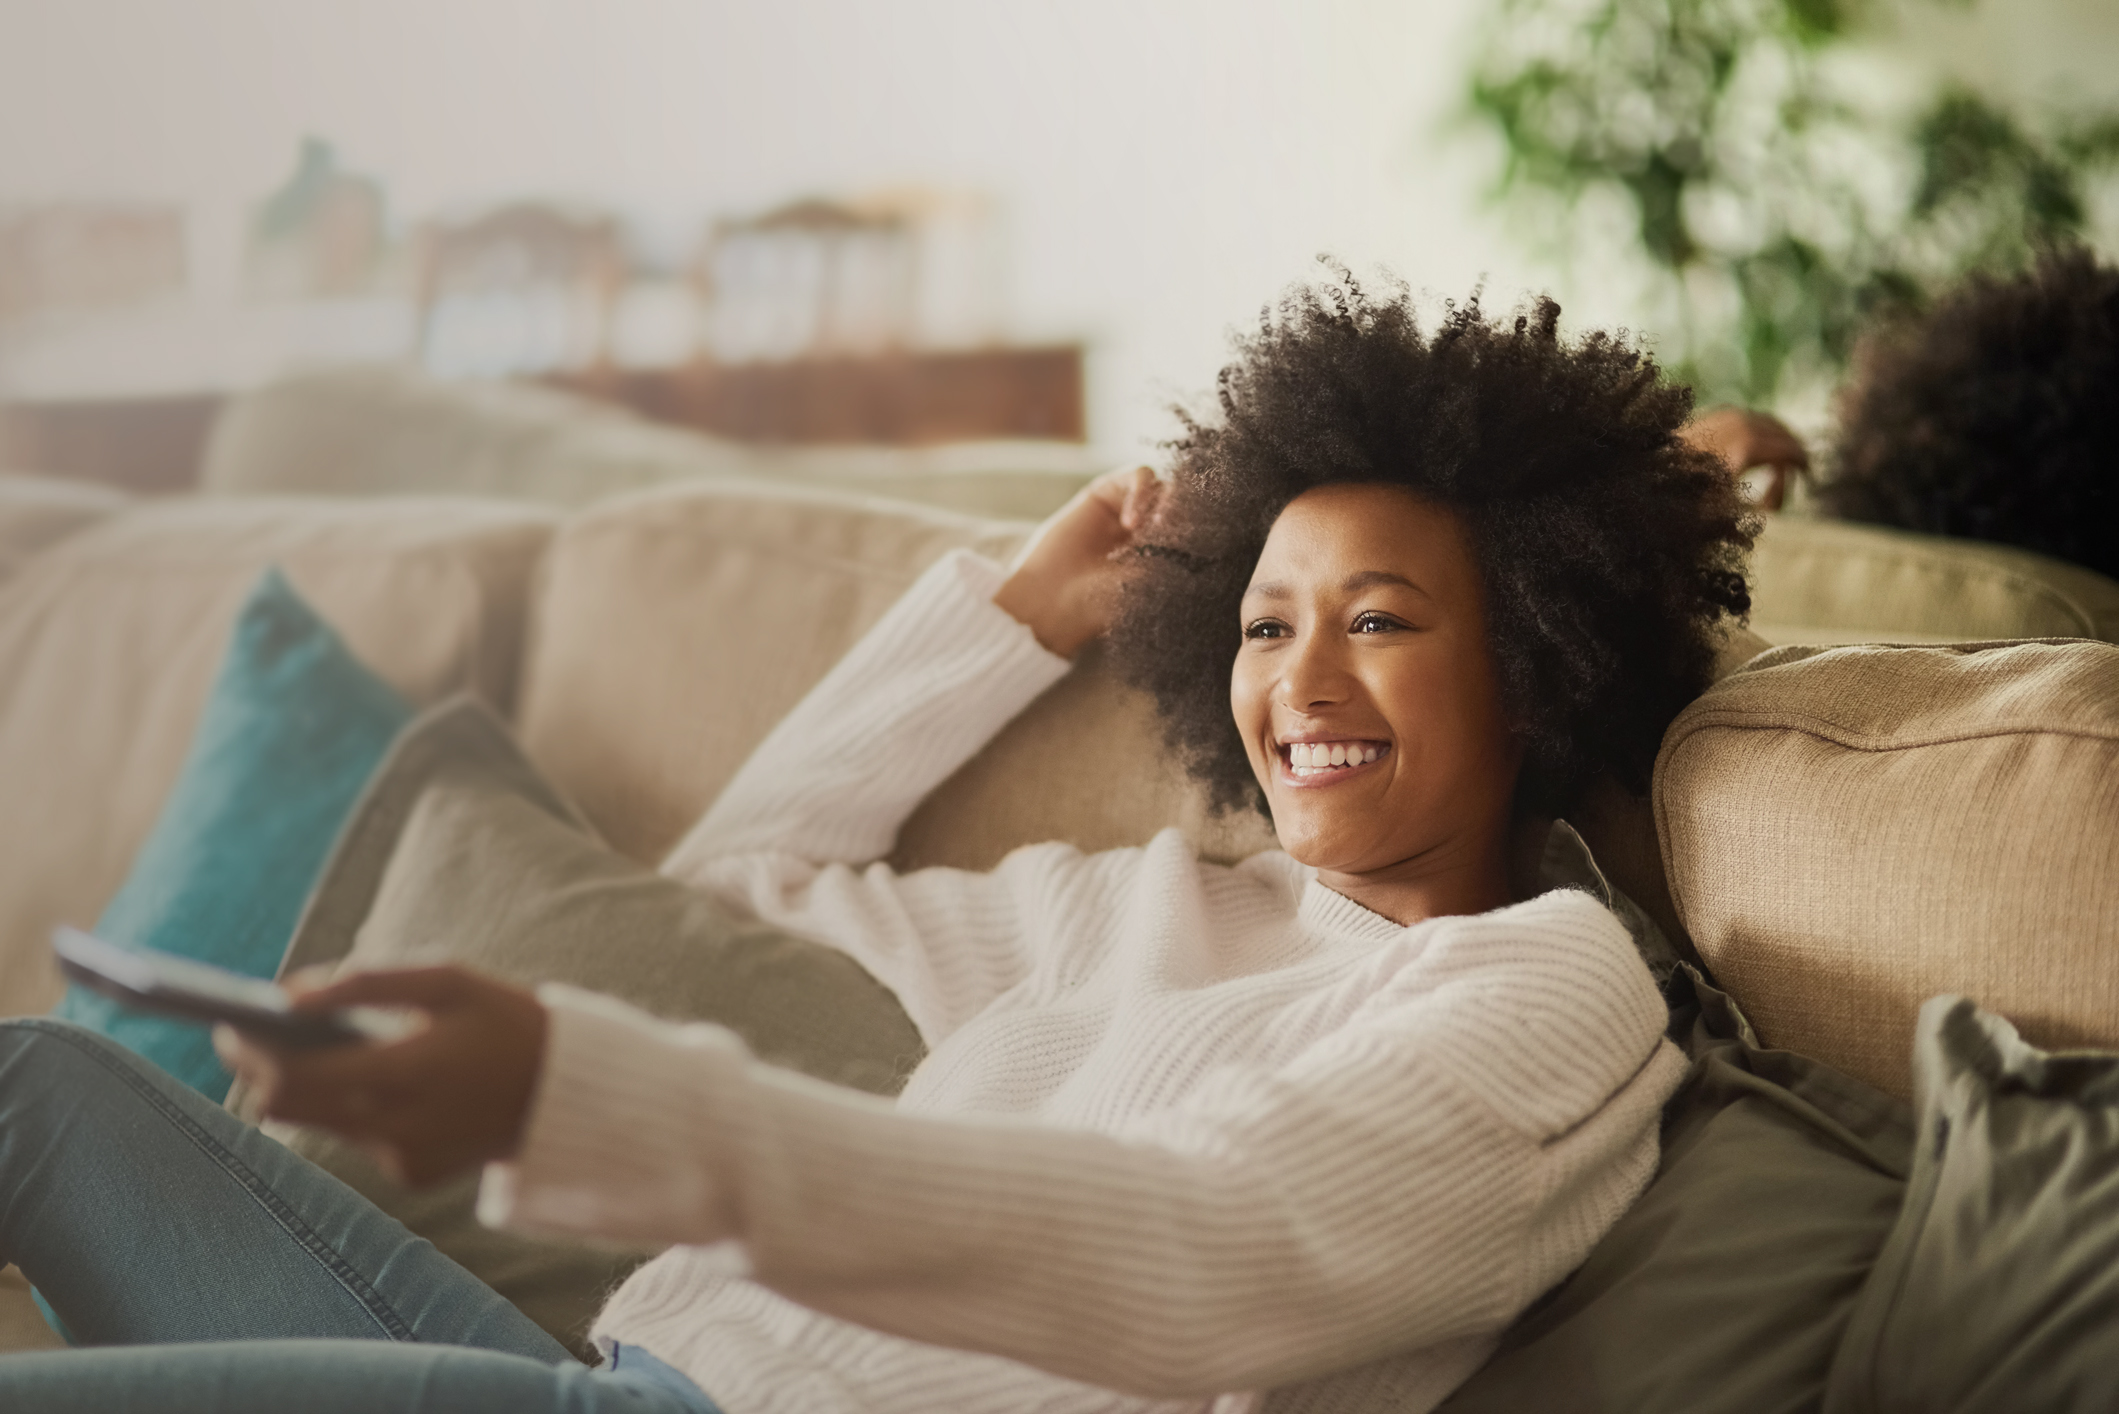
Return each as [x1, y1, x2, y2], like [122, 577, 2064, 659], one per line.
[0, 1018, 723, 1413]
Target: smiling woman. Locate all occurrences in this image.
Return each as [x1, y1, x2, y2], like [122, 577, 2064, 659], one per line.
[3, 267, 1753, 1414]
[1111, 268, 1757, 829]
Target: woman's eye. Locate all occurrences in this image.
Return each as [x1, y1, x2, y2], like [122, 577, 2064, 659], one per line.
[1351, 612, 1402, 634]
[1244, 619, 1291, 640]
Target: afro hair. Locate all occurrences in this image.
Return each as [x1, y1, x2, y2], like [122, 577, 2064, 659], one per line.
[1820, 244, 2119, 579]
[1107, 268, 1756, 820]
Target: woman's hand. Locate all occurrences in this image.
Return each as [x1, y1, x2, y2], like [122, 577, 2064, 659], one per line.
[1680, 407, 1810, 510]
[993, 465, 1164, 658]
[215, 966, 548, 1188]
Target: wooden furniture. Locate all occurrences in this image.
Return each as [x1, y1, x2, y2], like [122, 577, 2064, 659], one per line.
[0, 394, 221, 495]
[551, 344, 1084, 445]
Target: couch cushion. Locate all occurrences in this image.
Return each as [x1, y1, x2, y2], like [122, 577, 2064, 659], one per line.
[0, 496, 555, 1019]
[517, 479, 1279, 871]
[240, 695, 922, 1356]
[1824, 996, 2119, 1412]
[203, 365, 1099, 520]
[0, 473, 129, 582]
[1654, 638, 2119, 1098]
[1749, 514, 2119, 645]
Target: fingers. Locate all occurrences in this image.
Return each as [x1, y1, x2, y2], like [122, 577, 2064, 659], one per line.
[292, 965, 478, 1014]
[1116, 466, 1163, 534]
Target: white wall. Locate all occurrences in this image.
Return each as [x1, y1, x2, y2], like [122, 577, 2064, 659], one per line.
[0, 0, 1519, 455]
[1, 0, 2108, 451]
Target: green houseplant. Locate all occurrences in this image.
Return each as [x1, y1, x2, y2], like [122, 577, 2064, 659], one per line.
[1466, 0, 2119, 407]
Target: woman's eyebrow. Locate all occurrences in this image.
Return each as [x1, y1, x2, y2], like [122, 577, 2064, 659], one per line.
[1343, 569, 1434, 598]
[1243, 571, 1434, 601]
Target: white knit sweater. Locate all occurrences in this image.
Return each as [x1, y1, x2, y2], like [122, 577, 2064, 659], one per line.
[479, 549, 1685, 1414]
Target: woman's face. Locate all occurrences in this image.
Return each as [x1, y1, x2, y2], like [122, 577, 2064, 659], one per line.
[1230, 483, 1522, 884]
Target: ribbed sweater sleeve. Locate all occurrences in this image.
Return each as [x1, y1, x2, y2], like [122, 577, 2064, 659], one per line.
[481, 897, 1672, 1399]
[655, 548, 1079, 1040]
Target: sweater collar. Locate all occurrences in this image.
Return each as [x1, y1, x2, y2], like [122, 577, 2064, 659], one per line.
[1297, 877, 1415, 945]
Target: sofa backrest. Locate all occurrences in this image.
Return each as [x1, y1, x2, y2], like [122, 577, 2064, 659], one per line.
[514, 479, 1278, 872]
[1749, 513, 2119, 645]
[201, 365, 1101, 522]
[0, 495, 555, 1016]
[0, 474, 131, 583]
[1655, 637, 2119, 1099]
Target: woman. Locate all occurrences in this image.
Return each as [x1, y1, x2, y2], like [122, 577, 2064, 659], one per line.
[0, 274, 1753, 1413]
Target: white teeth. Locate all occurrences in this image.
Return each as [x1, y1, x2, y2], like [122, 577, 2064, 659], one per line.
[1283, 741, 1386, 775]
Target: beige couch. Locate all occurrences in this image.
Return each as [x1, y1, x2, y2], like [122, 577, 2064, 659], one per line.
[2, 377, 2115, 1363]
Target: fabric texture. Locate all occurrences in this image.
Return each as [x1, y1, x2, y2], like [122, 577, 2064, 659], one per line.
[1441, 968, 1913, 1413]
[1822, 996, 2119, 1413]
[0, 473, 128, 583]
[514, 478, 1273, 870]
[0, 493, 554, 1020]
[483, 548, 1685, 1414]
[52, 567, 411, 1100]
[0, 1018, 718, 1414]
[1655, 637, 2119, 1098]
[1748, 512, 2119, 646]
[229, 694, 923, 1355]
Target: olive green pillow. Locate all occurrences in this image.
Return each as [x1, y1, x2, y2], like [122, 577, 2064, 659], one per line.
[1823, 996, 2119, 1413]
[1440, 971, 1914, 1414]
[228, 695, 924, 1355]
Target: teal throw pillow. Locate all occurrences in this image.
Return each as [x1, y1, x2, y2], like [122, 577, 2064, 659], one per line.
[51, 566, 412, 1100]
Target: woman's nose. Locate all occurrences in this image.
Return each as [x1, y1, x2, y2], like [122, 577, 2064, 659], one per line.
[1278, 633, 1351, 710]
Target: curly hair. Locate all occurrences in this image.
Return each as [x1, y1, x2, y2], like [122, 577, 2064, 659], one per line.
[1819, 245, 2119, 579]
[1106, 269, 1755, 820]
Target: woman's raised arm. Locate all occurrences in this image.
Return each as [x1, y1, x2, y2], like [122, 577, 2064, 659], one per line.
[653, 466, 1165, 1037]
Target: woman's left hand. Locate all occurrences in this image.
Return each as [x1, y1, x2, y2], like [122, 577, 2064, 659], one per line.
[215, 966, 548, 1188]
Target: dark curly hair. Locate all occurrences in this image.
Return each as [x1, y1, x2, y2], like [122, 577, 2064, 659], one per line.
[1106, 269, 1755, 820]
[1819, 245, 2119, 580]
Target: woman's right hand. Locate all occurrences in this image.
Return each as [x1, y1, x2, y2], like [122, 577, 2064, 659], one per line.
[993, 465, 1164, 659]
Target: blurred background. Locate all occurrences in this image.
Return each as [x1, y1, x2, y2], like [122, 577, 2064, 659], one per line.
[1, 0, 2114, 492]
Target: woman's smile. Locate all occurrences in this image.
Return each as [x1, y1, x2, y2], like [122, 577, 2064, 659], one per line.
[1277, 737, 1392, 784]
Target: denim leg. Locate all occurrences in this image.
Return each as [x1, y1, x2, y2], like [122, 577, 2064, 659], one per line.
[0, 1340, 720, 1414]
[0, 1018, 566, 1359]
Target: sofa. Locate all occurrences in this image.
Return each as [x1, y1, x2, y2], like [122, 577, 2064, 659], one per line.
[2, 369, 2115, 1394]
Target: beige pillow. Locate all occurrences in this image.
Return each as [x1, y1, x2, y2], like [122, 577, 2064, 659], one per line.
[1749, 514, 2119, 645]
[0, 474, 129, 582]
[0, 495, 554, 1019]
[1654, 637, 2119, 1098]
[514, 478, 1024, 865]
[236, 696, 924, 1356]
[516, 478, 1279, 871]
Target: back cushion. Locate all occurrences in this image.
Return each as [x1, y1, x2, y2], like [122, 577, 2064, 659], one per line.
[0, 496, 554, 1017]
[1655, 639, 2119, 1098]
[1749, 514, 2119, 646]
[0, 474, 130, 583]
[515, 480, 1277, 871]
